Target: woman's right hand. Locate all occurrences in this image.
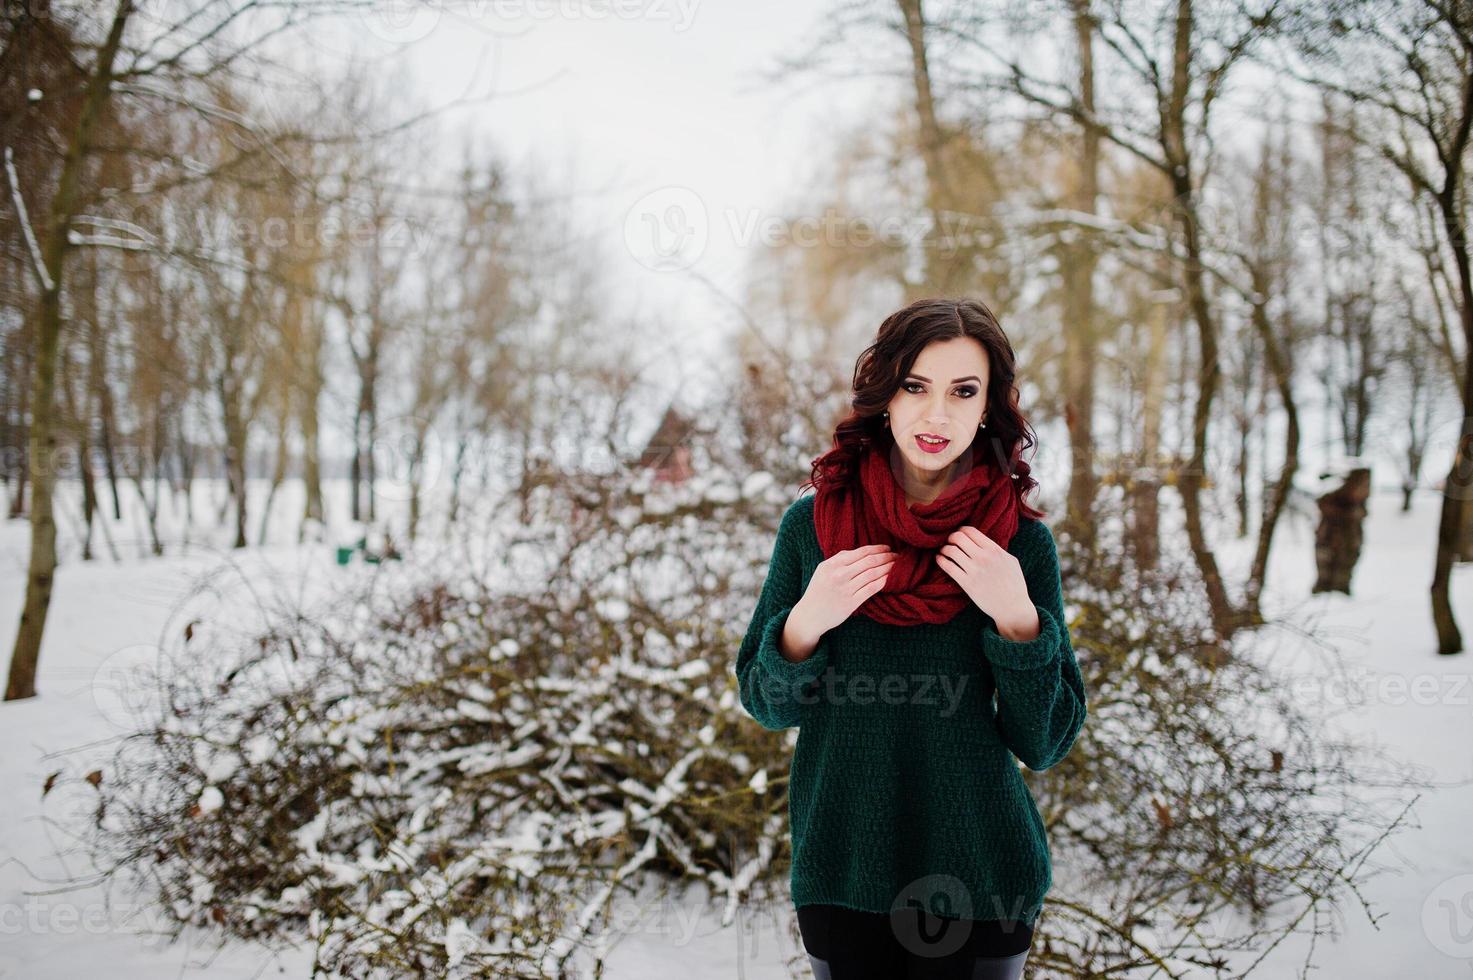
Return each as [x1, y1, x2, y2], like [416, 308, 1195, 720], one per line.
[790, 544, 896, 640]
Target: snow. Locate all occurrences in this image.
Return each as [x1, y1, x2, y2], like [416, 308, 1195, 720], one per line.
[193, 786, 224, 815]
[1, 476, 1471, 977]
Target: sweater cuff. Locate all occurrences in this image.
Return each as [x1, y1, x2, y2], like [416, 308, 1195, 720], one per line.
[756, 605, 831, 686]
[982, 602, 1062, 672]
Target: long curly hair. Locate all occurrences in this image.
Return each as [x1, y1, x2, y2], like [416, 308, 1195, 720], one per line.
[801, 296, 1046, 520]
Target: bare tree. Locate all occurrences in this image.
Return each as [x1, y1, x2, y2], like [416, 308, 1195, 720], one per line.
[1, 0, 440, 698]
[1277, 0, 1473, 653]
[934, 0, 1288, 641]
[1395, 273, 1444, 511]
[3, 0, 132, 700]
[1230, 118, 1308, 615]
[1059, 0, 1104, 544]
[440, 153, 529, 530]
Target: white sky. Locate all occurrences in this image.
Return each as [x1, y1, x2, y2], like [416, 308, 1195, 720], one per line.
[316, 0, 895, 396]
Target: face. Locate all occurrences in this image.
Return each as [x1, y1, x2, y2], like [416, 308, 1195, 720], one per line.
[884, 335, 990, 485]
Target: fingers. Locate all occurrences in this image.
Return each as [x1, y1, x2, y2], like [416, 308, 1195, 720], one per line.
[852, 562, 893, 597]
[945, 528, 980, 559]
[850, 551, 894, 573]
[837, 543, 892, 565]
[938, 543, 967, 565]
[935, 550, 960, 580]
[949, 525, 998, 555]
[847, 556, 894, 591]
[851, 557, 895, 583]
[942, 527, 989, 557]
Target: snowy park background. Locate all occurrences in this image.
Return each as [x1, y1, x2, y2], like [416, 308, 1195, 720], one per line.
[1, 473, 1471, 977]
[7, 0, 1473, 977]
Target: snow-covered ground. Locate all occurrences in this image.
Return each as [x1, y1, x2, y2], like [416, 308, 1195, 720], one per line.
[1, 478, 1470, 978]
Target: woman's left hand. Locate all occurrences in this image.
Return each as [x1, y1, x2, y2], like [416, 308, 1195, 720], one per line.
[936, 526, 1040, 640]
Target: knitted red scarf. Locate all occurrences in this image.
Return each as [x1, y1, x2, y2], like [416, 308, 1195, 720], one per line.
[812, 439, 1021, 626]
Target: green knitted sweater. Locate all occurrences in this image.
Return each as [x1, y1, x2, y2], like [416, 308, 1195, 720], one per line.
[735, 492, 1087, 927]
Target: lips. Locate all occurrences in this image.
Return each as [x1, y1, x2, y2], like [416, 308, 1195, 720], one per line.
[915, 433, 949, 454]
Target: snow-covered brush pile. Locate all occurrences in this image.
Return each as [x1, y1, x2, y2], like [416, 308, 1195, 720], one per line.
[1032, 485, 1428, 977]
[67, 468, 811, 979]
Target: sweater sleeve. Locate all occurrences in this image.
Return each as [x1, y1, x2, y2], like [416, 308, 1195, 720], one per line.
[735, 497, 832, 731]
[983, 520, 1088, 771]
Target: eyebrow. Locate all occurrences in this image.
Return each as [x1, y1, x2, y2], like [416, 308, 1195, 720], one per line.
[908, 373, 981, 384]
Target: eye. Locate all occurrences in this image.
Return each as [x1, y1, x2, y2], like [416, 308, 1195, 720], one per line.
[902, 382, 979, 397]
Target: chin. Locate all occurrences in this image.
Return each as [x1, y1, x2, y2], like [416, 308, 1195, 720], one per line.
[909, 448, 950, 466]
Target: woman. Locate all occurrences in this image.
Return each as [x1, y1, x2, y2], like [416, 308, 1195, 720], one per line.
[735, 297, 1088, 979]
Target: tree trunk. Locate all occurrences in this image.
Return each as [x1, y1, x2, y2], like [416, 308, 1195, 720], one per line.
[449, 429, 468, 529]
[8, 332, 30, 521]
[1313, 468, 1371, 594]
[897, 0, 955, 291]
[6, 0, 132, 701]
[1130, 275, 1170, 571]
[1061, 0, 1101, 547]
[1431, 190, 1473, 654]
[91, 278, 123, 524]
[1243, 269, 1298, 621]
[299, 330, 324, 532]
[1233, 346, 1253, 539]
[60, 340, 97, 562]
[259, 393, 289, 547]
[1165, 0, 1237, 643]
[222, 369, 249, 550]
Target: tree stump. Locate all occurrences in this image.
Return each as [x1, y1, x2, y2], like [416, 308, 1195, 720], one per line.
[1313, 466, 1371, 594]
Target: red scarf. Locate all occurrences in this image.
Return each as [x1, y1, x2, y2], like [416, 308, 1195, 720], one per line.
[812, 439, 1021, 625]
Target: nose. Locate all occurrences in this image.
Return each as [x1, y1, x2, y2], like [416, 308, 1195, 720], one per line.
[924, 390, 951, 429]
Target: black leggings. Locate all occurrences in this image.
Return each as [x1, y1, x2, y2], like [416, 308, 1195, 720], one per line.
[797, 903, 1033, 980]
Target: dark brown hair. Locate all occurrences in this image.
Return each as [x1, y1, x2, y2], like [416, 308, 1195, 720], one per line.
[801, 296, 1046, 520]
